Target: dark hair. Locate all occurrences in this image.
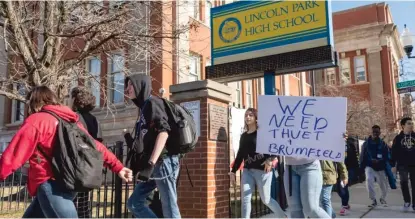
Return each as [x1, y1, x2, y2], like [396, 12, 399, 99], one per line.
[244, 108, 258, 131]
[26, 86, 59, 114]
[70, 86, 96, 112]
[400, 117, 412, 128]
[372, 125, 381, 130]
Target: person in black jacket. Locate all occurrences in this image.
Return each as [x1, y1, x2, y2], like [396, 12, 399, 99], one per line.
[69, 86, 103, 218]
[229, 108, 286, 219]
[391, 117, 415, 212]
[124, 74, 181, 218]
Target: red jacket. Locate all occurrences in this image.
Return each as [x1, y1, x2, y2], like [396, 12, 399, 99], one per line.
[0, 105, 124, 196]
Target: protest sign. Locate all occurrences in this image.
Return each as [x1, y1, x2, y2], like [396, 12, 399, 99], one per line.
[231, 107, 246, 156]
[257, 96, 347, 162]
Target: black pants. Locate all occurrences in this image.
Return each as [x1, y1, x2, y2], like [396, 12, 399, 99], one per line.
[398, 166, 415, 205]
[74, 192, 91, 218]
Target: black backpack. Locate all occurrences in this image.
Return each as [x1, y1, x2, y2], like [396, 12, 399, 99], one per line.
[162, 99, 198, 155]
[37, 110, 104, 192]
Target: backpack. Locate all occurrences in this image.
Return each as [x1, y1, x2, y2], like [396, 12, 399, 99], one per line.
[162, 99, 198, 155]
[37, 110, 104, 192]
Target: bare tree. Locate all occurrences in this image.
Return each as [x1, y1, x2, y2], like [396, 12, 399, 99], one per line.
[317, 85, 398, 141]
[0, 1, 198, 105]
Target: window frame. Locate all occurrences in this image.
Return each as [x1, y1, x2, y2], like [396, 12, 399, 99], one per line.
[324, 68, 336, 85]
[86, 56, 102, 108]
[354, 56, 367, 83]
[245, 80, 253, 108]
[107, 53, 125, 105]
[205, 0, 212, 27]
[11, 83, 25, 123]
[339, 58, 351, 85]
[188, 54, 201, 82]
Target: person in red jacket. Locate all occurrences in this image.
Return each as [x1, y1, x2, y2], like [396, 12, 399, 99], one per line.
[0, 86, 133, 218]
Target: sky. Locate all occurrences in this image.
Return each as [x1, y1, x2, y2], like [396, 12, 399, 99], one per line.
[331, 1, 415, 82]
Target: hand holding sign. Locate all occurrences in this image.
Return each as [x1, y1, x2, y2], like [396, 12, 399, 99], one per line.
[257, 96, 347, 162]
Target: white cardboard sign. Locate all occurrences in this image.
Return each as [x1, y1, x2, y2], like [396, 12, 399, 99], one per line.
[257, 95, 347, 162]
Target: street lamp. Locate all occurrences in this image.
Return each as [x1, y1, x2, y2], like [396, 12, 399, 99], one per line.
[401, 24, 415, 59]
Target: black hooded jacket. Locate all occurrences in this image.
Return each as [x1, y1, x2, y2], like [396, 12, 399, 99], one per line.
[391, 131, 415, 167]
[125, 74, 171, 170]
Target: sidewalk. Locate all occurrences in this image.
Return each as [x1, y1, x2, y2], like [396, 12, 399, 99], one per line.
[262, 181, 415, 218]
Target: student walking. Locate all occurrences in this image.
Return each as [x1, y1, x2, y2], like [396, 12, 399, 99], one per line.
[125, 74, 181, 218]
[337, 135, 360, 216]
[391, 117, 415, 212]
[360, 125, 389, 208]
[69, 86, 104, 218]
[284, 158, 331, 218]
[0, 86, 132, 218]
[228, 108, 286, 219]
[320, 160, 348, 218]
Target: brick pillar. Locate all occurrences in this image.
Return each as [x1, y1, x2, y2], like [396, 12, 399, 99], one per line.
[170, 80, 233, 218]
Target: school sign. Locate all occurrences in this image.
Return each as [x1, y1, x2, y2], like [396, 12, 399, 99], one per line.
[208, 0, 336, 82]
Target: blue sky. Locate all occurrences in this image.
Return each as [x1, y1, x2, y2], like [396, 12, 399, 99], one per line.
[331, 1, 415, 82]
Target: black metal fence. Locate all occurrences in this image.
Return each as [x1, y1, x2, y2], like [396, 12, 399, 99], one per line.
[0, 142, 136, 218]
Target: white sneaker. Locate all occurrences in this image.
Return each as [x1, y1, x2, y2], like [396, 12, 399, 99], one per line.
[403, 203, 410, 212]
[380, 198, 388, 207]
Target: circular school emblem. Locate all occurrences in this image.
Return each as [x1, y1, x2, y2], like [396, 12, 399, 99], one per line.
[219, 17, 242, 43]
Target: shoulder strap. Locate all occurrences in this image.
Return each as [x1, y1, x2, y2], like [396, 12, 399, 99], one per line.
[162, 98, 178, 123]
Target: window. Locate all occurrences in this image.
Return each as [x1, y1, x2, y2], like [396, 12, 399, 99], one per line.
[325, 68, 336, 85]
[294, 73, 301, 78]
[339, 58, 351, 85]
[245, 80, 252, 108]
[205, 0, 212, 27]
[354, 56, 366, 83]
[86, 57, 101, 107]
[12, 84, 25, 123]
[108, 54, 125, 104]
[191, 1, 200, 19]
[258, 78, 265, 95]
[236, 82, 242, 107]
[189, 54, 201, 82]
[63, 67, 79, 106]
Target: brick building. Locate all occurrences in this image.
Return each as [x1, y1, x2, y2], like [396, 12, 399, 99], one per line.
[314, 2, 405, 133]
[0, 0, 308, 148]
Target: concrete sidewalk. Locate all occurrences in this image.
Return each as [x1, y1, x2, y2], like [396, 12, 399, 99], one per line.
[262, 182, 415, 218]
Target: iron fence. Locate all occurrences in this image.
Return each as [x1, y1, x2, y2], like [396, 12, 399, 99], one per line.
[0, 142, 136, 218]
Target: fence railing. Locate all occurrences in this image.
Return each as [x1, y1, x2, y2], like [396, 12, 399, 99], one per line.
[1, 142, 292, 218]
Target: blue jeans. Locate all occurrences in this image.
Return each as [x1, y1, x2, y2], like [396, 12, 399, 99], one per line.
[127, 155, 181, 218]
[241, 169, 286, 218]
[337, 168, 355, 206]
[22, 180, 77, 218]
[284, 160, 330, 218]
[320, 185, 336, 218]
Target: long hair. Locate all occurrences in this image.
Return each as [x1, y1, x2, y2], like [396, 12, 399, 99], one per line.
[244, 108, 258, 132]
[26, 86, 60, 115]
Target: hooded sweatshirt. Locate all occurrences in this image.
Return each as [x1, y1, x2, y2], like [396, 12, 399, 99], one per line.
[125, 75, 172, 168]
[0, 105, 124, 196]
[391, 131, 415, 167]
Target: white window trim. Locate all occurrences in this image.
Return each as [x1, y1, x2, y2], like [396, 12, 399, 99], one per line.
[325, 68, 336, 85]
[107, 52, 125, 105]
[245, 80, 253, 108]
[340, 58, 351, 85]
[189, 53, 201, 82]
[191, 1, 200, 20]
[205, 0, 212, 27]
[86, 56, 101, 107]
[354, 56, 367, 83]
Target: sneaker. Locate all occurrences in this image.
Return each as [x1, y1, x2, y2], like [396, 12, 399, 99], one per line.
[343, 205, 351, 210]
[380, 198, 388, 207]
[339, 207, 349, 216]
[403, 203, 410, 212]
[368, 200, 377, 208]
[412, 205, 415, 212]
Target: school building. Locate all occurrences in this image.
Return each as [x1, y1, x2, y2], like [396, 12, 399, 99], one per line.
[0, 0, 309, 149]
[314, 2, 405, 134]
